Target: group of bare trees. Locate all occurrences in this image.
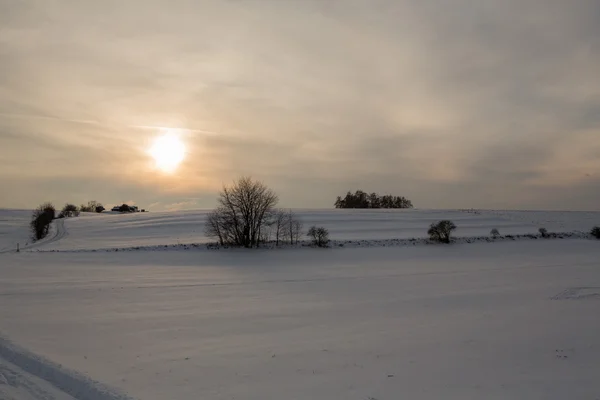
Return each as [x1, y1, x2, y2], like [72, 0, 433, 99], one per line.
[205, 177, 279, 248]
[270, 209, 303, 245]
[205, 177, 309, 248]
[57, 200, 104, 219]
[79, 200, 105, 213]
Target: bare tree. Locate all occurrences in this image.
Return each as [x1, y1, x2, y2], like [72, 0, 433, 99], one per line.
[80, 200, 96, 212]
[205, 209, 222, 245]
[307, 226, 329, 247]
[271, 209, 288, 246]
[291, 220, 302, 244]
[206, 177, 279, 248]
[284, 209, 303, 245]
[205, 208, 227, 246]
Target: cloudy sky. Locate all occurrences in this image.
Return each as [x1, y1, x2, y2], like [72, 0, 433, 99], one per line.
[1, 0, 599, 211]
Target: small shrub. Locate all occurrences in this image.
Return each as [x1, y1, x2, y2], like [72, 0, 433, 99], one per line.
[428, 220, 457, 243]
[307, 226, 330, 247]
[61, 203, 80, 218]
[95, 205, 105, 213]
[490, 228, 500, 238]
[591, 226, 600, 239]
[539, 227, 549, 238]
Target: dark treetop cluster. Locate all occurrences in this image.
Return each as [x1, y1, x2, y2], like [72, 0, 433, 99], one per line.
[334, 190, 413, 209]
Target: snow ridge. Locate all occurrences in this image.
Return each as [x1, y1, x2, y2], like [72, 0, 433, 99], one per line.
[0, 335, 134, 400]
[27, 230, 593, 253]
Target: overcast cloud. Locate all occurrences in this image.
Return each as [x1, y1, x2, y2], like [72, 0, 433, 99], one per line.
[1, 0, 599, 210]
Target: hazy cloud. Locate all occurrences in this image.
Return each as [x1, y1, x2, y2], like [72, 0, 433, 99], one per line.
[0, 0, 599, 210]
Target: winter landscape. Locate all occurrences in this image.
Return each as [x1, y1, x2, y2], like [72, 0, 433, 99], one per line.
[1, 208, 600, 400]
[3, 0, 600, 399]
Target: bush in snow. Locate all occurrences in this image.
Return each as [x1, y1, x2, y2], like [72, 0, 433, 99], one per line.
[307, 226, 330, 247]
[61, 203, 80, 218]
[591, 226, 600, 239]
[30, 202, 55, 241]
[428, 220, 457, 244]
[539, 227, 549, 238]
[95, 205, 105, 213]
[490, 228, 500, 238]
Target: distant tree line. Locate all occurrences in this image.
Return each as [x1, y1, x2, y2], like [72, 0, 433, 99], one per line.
[80, 200, 105, 213]
[334, 191, 413, 209]
[112, 204, 140, 213]
[31, 200, 105, 241]
[58, 201, 105, 218]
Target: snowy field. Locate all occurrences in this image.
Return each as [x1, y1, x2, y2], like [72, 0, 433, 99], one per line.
[1, 208, 598, 252]
[0, 210, 34, 253]
[1, 209, 600, 399]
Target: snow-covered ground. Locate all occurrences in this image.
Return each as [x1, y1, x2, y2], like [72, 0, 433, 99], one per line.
[1, 208, 600, 399]
[2, 208, 598, 252]
[0, 209, 35, 253]
[0, 357, 77, 400]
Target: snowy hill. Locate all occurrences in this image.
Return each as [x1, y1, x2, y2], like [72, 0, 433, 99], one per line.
[2, 208, 598, 252]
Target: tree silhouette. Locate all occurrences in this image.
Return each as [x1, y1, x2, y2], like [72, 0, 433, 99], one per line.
[206, 177, 278, 248]
[334, 190, 413, 209]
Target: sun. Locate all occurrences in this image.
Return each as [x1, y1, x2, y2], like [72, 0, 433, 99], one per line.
[149, 133, 186, 173]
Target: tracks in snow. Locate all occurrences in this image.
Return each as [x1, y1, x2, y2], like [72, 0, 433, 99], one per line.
[1, 219, 68, 254]
[28, 218, 68, 250]
[0, 334, 134, 400]
[0, 356, 77, 400]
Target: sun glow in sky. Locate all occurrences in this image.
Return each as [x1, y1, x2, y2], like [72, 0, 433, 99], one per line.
[1, 1, 599, 211]
[149, 132, 186, 173]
